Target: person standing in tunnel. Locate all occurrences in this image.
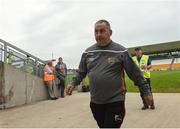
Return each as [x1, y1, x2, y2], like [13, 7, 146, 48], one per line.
[43, 60, 57, 100]
[55, 57, 67, 98]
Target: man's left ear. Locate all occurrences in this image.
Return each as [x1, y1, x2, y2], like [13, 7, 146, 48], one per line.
[110, 29, 112, 36]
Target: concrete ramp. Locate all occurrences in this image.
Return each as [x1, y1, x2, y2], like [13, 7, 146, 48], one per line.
[0, 93, 179, 128]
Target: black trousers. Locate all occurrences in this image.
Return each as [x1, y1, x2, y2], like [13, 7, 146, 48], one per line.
[140, 78, 154, 107]
[58, 78, 65, 97]
[90, 101, 125, 128]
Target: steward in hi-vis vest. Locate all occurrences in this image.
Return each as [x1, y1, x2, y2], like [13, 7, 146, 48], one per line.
[133, 55, 150, 78]
[133, 47, 155, 110]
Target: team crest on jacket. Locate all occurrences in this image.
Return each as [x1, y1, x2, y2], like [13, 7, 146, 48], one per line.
[107, 57, 116, 65]
[86, 57, 94, 64]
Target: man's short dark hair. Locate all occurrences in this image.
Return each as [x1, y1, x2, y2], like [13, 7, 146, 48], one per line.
[95, 19, 111, 29]
[135, 47, 142, 51]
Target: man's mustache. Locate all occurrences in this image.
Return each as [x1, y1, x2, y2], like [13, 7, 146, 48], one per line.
[96, 37, 104, 40]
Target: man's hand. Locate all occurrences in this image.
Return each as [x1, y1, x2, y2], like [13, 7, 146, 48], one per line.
[144, 95, 153, 106]
[66, 84, 75, 95]
[141, 65, 147, 70]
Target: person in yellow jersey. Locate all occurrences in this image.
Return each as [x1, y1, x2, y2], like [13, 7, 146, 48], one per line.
[133, 47, 155, 110]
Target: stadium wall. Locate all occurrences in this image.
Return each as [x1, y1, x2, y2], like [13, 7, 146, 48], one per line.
[152, 63, 180, 71]
[0, 63, 59, 109]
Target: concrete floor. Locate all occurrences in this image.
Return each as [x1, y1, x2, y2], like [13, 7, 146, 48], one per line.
[0, 92, 180, 128]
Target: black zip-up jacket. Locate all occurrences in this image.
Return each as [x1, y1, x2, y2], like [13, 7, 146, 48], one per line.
[55, 62, 67, 80]
[72, 41, 151, 104]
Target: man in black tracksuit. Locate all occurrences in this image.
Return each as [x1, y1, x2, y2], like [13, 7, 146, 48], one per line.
[66, 20, 153, 128]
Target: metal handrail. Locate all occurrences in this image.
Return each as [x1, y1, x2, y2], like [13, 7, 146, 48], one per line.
[0, 38, 46, 77]
[0, 38, 45, 64]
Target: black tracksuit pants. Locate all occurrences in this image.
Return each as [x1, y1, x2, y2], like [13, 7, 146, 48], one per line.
[90, 101, 125, 128]
[58, 78, 65, 97]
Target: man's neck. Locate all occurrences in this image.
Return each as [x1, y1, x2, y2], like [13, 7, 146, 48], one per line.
[137, 55, 142, 58]
[98, 40, 112, 47]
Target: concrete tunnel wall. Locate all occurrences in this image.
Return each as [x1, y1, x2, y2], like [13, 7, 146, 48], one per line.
[0, 63, 60, 109]
[0, 62, 4, 108]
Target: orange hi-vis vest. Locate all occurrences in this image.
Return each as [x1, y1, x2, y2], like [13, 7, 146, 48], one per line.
[43, 72, 55, 81]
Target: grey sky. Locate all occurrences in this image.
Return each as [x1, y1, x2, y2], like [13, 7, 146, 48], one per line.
[0, 0, 180, 68]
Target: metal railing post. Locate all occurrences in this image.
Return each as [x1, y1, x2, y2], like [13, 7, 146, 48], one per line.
[4, 44, 7, 63]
